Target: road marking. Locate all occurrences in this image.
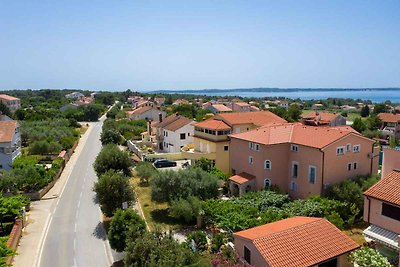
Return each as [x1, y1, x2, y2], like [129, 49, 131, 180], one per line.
[74, 223, 77, 233]
[75, 211, 79, 221]
[77, 200, 81, 209]
[79, 191, 83, 199]
[73, 238, 76, 250]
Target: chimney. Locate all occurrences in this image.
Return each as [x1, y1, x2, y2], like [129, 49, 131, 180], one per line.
[159, 113, 163, 123]
[147, 119, 152, 136]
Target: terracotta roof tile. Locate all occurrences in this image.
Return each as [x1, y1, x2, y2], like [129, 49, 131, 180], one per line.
[364, 170, 400, 206]
[301, 112, 340, 122]
[211, 104, 232, 112]
[228, 172, 254, 185]
[378, 113, 400, 123]
[128, 106, 154, 115]
[0, 121, 18, 143]
[0, 94, 19, 101]
[193, 119, 231, 130]
[230, 123, 367, 149]
[163, 116, 193, 132]
[234, 217, 359, 267]
[215, 111, 287, 126]
[234, 102, 250, 107]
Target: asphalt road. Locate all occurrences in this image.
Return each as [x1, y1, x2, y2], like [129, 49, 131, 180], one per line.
[38, 118, 113, 267]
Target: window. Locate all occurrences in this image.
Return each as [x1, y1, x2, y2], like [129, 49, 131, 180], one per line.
[249, 142, 254, 149]
[244, 246, 251, 264]
[382, 203, 400, 221]
[224, 145, 229, 151]
[264, 160, 271, 170]
[353, 162, 357, 170]
[348, 163, 352, 171]
[180, 133, 186, 140]
[188, 133, 190, 136]
[308, 166, 316, 184]
[264, 179, 271, 188]
[353, 145, 360, 153]
[336, 146, 345, 155]
[290, 181, 297, 191]
[255, 144, 260, 151]
[346, 143, 351, 152]
[292, 162, 298, 178]
[291, 144, 298, 152]
[248, 156, 253, 164]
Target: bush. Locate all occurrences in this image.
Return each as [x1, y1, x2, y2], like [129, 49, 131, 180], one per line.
[93, 170, 135, 217]
[169, 196, 202, 223]
[211, 233, 225, 253]
[100, 130, 121, 145]
[349, 247, 391, 267]
[93, 144, 132, 176]
[135, 162, 156, 185]
[186, 231, 208, 252]
[150, 168, 219, 202]
[108, 209, 146, 252]
[0, 236, 15, 265]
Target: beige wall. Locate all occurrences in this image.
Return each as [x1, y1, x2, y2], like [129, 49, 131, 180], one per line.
[192, 136, 230, 173]
[364, 197, 400, 234]
[322, 134, 376, 187]
[234, 236, 267, 267]
[231, 124, 257, 134]
[382, 147, 400, 178]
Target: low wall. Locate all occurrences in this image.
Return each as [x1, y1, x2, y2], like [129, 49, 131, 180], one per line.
[6, 219, 22, 265]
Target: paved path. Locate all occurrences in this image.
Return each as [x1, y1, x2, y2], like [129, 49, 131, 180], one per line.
[13, 117, 114, 267]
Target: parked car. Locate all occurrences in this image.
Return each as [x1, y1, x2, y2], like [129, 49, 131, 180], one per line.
[153, 159, 177, 168]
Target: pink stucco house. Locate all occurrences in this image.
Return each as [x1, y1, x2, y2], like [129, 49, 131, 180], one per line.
[363, 169, 400, 265]
[229, 123, 379, 198]
[233, 216, 359, 267]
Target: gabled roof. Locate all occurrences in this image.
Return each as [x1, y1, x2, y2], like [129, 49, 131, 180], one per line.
[364, 170, 400, 206]
[0, 121, 18, 143]
[234, 102, 250, 107]
[210, 104, 232, 112]
[301, 112, 340, 122]
[378, 113, 400, 123]
[163, 116, 193, 132]
[193, 118, 231, 130]
[0, 94, 19, 101]
[230, 123, 366, 149]
[215, 111, 287, 127]
[127, 106, 155, 115]
[228, 172, 254, 185]
[234, 216, 359, 267]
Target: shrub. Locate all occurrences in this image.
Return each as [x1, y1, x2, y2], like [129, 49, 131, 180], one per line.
[211, 233, 225, 253]
[169, 196, 202, 223]
[349, 247, 391, 267]
[93, 144, 132, 176]
[108, 209, 146, 252]
[100, 130, 121, 145]
[93, 170, 135, 217]
[135, 162, 156, 185]
[186, 231, 208, 252]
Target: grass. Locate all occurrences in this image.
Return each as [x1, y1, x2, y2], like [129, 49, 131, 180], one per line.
[344, 221, 368, 245]
[78, 125, 89, 135]
[130, 175, 182, 231]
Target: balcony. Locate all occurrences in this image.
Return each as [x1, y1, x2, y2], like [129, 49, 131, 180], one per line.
[181, 144, 216, 160]
[12, 147, 21, 161]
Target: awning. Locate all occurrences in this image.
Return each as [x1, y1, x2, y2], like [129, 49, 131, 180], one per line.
[363, 225, 400, 251]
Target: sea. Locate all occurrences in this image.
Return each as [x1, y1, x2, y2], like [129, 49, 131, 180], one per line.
[160, 88, 400, 103]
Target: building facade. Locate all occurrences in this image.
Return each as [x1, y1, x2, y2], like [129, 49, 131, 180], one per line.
[0, 120, 21, 170]
[0, 94, 21, 111]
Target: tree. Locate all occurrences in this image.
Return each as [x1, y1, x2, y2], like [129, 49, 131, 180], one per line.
[135, 162, 156, 185]
[389, 135, 396, 148]
[287, 104, 302, 121]
[81, 104, 104, 121]
[93, 170, 135, 217]
[93, 144, 132, 176]
[100, 130, 121, 145]
[365, 114, 382, 130]
[0, 102, 11, 117]
[169, 196, 203, 223]
[360, 105, 370, 117]
[349, 247, 391, 267]
[373, 103, 387, 114]
[108, 209, 146, 252]
[352, 117, 366, 133]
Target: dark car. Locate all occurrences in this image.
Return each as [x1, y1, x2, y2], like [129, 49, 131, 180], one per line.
[153, 159, 177, 168]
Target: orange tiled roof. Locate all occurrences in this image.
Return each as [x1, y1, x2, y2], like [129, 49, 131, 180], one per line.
[163, 116, 193, 132]
[378, 113, 400, 123]
[128, 106, 154, 115]
[234, 102, 250, 107]
[0, 94, 19, 101]
[0, 121, 17, 143]
[234, 216, 359, 267]
[228, 172, 254, 185]
[215, 111, 287, 126]
[364, 170, 400, 206]
[230, 123, 367, 149]
[193, 119, 231, 130]
[211, 104, 232, 112]
[301, 112, 340, 122]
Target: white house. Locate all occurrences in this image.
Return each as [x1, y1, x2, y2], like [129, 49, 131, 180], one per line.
[127, 106, 166, 121]
[0, 120, 21, 170]
[159, 115, 194, 153]
[65, 92, 84, 99]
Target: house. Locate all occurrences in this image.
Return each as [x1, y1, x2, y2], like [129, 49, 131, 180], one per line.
[234, 216, 359, 267]
[229, 123, 379, 198]
[158, 115, 194, 153]
[363, 170, 400, 264]
[381, 147, 400, 178]
[127, 106, 166, 121]
[301, 112, 346, 127]
[154, 97, 165, 106]
[231, 102, 251, 112]
[279, 101, 289, 109]
[378, 113, 400, 139]
[182, 111, 287, 173]
[207, 104, 232, 114]
[0, 120, 21, 170]
[341, 105, 357, 111]
[312, 103, 324, 110]
[250, 106, 260, 112]
[65, 92, 84, 99]
[172, 99, 190, 106]
[0, 94, 21, 111]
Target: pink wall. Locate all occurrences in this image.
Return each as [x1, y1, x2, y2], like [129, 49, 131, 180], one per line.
[382, 148, 400, 178]
[364, 197, 400, 234]
[234, 236, 267, 267]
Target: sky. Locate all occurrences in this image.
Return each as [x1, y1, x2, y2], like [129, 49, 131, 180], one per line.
[0, 0, 399, 91]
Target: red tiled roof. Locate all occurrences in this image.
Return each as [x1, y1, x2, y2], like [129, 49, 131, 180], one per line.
[163, 116, 193, 132]
[127, 106, 154, 115]
[211, 104, 232, 112]
[378, 113, 400, 123]
[0, 94, 19, 101]
[234, 217, 359, 267]
[193, 119, 231, 130]
[364, 170, 400, 206]
[215, 111, 287, 126]
[228, 172, 254, 185]
[230, 123, 368, 149]
[234, 102, 250, 107]
[0, 121, 17, 143]
[301, 112, 340, 122]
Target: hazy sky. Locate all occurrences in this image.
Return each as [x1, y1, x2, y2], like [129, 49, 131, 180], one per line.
[1, 0, 399, 91]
